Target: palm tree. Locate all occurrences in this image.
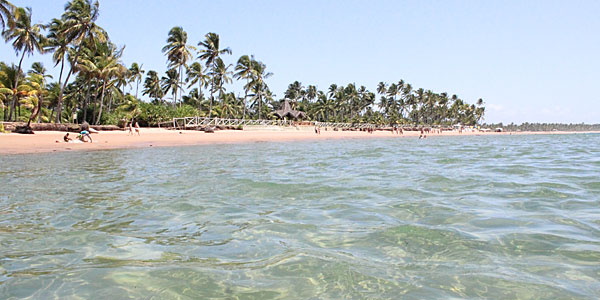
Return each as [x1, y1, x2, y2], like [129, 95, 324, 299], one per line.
[56, 0, 106, 123]
[234, 55, 253, 119]
[0, 62, 18, 120]
[162, 26, 194, 106]
[3, 7, 44, 121]
[186, 61, 208, 112]
[0, 0, 15, 31]
[28, 62, 52, 122]
[21, 67, 50, 127]
[79, 41, 122, 124]
[128, 62, 144, 99]
[211, 57, 232, 117]
[142, 70, 163, 102]
[285, 81, 303, 109]
[161, 69, 180, 105]
[248, 59, 272, 119]
[198, 32, 231, 118]
[45, 18, 69, 110]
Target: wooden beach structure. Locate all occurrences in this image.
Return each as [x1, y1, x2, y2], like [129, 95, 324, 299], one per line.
[274, 99, 306, 120]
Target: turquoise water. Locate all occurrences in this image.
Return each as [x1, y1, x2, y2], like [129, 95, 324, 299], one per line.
[1, 134, 599, 299]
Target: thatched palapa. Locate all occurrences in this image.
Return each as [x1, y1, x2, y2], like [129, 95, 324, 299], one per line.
[274, 99, 306, 120]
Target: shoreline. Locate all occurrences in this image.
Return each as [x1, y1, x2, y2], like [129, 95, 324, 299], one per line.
[0, 127, 597, 155]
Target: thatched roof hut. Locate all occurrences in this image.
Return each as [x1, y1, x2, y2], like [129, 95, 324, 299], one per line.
[274, 99, 306, 120]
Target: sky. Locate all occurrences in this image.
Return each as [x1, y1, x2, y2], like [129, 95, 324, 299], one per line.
[2, 0, 599, 124]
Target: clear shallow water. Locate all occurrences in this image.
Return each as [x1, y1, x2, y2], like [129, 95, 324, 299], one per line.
[1, 134, 599, 299]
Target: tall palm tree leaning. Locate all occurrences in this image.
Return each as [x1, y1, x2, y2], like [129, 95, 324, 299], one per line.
[249, 59, 272, 119]
[55, 0, 106, 123]
[0, 0, 15, 31]
[128, 62, 144, 99]
[161, 68, 179, 105]
[2, 7, 44, 122]
[45, 18, 69, 113]
[142, 70, 164, 102]
[25, 62, 51, 126]
[198, 32, 231, 118]
[186, 61, 208, 113]
[162, 26, 194, 107]
[211, 57, 233, 117]
[234, 54, 254, 119]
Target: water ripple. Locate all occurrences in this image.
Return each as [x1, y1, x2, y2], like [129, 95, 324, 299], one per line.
[1, 134, 599, 299]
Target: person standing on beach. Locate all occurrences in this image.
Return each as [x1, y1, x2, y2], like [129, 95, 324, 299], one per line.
[128, 122, 133, 135]
[135, 121, 140, 136]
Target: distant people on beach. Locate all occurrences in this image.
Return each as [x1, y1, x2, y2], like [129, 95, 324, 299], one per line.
[63, 133, 72, 142]
[128, 122, 133, 135]
[135, 121, 140, 136]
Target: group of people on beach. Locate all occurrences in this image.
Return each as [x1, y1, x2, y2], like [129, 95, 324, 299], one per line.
[61, 121, 93, 143]
[127, 121, 140, 136]
[392, 127, 404, 135]
[63, 131, 92, 143]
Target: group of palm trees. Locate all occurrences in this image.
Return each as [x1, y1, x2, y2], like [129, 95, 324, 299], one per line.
[0, 0, 486, 128]
[148, 28, 274, 121]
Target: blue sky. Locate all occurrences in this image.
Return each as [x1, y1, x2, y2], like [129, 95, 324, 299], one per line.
[2, 0, 599, 124]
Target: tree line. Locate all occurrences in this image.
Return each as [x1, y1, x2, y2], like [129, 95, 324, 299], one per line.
[0, 0, 486, 128]
[484, 122, 600, 132]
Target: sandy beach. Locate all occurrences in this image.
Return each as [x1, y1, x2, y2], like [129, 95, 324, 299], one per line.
[0, 127, 595, 155]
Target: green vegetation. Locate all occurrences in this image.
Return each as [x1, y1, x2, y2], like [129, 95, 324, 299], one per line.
[1, 0, 489, 128]
[483, 123, 600, 132]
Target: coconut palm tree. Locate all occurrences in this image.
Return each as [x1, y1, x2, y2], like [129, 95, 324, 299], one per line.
[211, 57, 232, 117]
[128, 62, 144, 99]
[56, 0, 106, 123]
[0, 0, 14, 31]
[305, 85, 317, 104]
[186, 61, 208, 112]
[248, 59, 272, 119]
[3, 7, 44, 122]
[0, 62, 18, 120]
[142, 70, 163, 102]
[161, 68, 180, 105]
[234, 55, 254, 119]
[198, 32, 231, 118]
[20, 71, 49, 127]
[45, 18, 69, 107]
[77, 41, 123, 124]
[284, 81, 303, 109]
[162, 26, 194, 106]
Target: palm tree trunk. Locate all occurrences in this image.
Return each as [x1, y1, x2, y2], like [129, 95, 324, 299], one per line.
[243, 78, 248, 120]
[177, 65, 182, 107]
[96, 80, 107, 125]
[135, 79, 139, 99]
[9, 51, 26, 122]
[107, 91, 113, 113]
[258, 90, 262, 120]
[57, 46, 82, 123]
[83, 79, 91, 123]
[209, 83, 214, 119]
[198, 81, 203, 116]
[27, 95, 43, 127]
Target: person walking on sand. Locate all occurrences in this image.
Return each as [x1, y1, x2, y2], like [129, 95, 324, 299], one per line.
[128, 122, 133, 135]
[135, 121, 140, 136]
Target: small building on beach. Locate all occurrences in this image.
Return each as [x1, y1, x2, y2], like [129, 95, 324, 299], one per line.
[274, 99, 306, 120]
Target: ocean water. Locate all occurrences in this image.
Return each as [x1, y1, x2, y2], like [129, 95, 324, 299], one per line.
[1, 133, 599, 299]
